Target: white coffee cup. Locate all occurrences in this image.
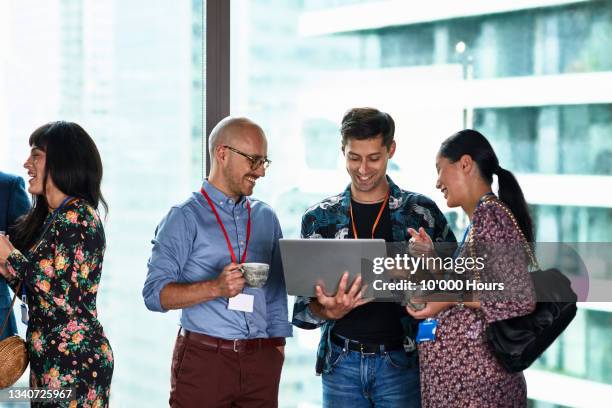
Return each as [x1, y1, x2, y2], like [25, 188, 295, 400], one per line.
[241, 263, 270, 288]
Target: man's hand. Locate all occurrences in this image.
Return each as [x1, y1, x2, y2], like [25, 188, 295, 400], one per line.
[159, 263, 247, 310]
[213, 263, 246, 298]
[312, 272, 371, 320]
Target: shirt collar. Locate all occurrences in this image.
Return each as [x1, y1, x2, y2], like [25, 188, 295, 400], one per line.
[201, 179, 248, 207]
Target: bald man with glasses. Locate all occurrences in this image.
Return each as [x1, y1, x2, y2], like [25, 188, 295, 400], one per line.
[143, 117, 292, 407]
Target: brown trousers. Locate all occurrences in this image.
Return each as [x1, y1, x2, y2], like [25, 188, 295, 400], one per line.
[169, 333, 285, 408]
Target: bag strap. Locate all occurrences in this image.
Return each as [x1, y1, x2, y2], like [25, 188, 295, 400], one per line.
[468, 197, 540, 285]
[480, 198, 539, 269]
[0, 281, 21, 337]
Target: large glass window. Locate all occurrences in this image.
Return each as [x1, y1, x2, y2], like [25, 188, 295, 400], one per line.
[474, 105, 612, 175]
[533, 308, 612, 384]
[0, 1, 205, 405]
[1, 1, 610, 406]
[230, 1, 612, 407]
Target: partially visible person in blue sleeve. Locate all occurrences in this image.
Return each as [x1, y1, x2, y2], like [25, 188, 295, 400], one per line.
[0, 171, 31, 340]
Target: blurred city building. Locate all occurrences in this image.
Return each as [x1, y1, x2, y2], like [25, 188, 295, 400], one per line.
[0, 1, 610, 407]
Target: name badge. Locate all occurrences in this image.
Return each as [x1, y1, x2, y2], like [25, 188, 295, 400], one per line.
[20, 303, 29, 325]
[228, 293, 254, 313]
[416, 318, 437, 343]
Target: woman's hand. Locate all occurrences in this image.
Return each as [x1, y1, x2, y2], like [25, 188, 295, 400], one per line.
[0, 235, 16, 279]
[407, 227, 434, 257]
[406, 301, 454, 319]
[0, 234, 15, 263]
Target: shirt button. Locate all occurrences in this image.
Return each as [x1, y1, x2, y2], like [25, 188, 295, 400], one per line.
[240, 241, 245, 246]
[219, 201, 223, 205]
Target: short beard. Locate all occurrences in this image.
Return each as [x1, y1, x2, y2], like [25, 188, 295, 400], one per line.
[222, 166, 244, 198]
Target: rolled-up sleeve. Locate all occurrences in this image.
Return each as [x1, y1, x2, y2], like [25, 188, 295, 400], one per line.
[143, 207, 194, 313]
[265, 214, 293, 338]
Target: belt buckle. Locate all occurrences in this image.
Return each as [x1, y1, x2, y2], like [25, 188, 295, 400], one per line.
[233, 339, 239, 352]
[359, 343, 376, 355]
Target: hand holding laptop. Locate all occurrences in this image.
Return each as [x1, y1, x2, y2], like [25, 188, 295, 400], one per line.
[310, 271, 372, 320]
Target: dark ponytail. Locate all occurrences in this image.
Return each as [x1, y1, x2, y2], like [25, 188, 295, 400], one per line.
[494, 166, 534, 242]
[439, 129, 534, 242]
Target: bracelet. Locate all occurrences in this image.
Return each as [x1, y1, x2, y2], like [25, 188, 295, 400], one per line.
[456, 292, 465, 308]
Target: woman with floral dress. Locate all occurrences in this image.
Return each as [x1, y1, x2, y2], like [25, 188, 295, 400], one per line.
[406, 129, 536, 407]
[0, 121, 113, 408]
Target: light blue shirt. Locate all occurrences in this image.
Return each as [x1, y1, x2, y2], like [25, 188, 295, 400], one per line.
[143, 181, 292, 339]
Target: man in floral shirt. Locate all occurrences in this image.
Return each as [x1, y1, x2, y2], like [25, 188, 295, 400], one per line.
[292, 108, 456, 407]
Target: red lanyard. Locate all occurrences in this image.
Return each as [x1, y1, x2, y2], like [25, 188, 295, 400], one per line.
[349, 192, 389, 239]
[200, 188, 251, 264]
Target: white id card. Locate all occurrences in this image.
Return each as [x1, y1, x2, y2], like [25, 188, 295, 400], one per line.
[21, 303, 29, 325]
[228, 293, 254, 313]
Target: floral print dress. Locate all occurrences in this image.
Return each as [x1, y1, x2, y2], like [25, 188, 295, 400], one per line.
[418, 199, 536, 408]
[5, 199, 113, 408]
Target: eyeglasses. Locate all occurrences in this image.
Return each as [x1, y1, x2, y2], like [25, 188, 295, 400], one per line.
[222, 145, 271, 170]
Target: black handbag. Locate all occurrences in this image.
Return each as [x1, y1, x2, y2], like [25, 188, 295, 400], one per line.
[471, 199, 578, 373]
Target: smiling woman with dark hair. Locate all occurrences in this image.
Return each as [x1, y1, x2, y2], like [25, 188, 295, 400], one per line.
[406, 129, 536, 408]
[0, 121, 113, 407]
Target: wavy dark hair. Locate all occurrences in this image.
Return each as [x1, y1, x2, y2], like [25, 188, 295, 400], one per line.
[12, 121, 107, 250]
[439, 129, 534, 242]
[340, 107, 395, 150]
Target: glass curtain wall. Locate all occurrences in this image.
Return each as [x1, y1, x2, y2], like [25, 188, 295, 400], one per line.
[0, 1, 205, 406]
[229, 1, 612, 407]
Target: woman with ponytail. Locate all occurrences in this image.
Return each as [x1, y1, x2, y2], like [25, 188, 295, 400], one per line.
[405, 129, 536, 407]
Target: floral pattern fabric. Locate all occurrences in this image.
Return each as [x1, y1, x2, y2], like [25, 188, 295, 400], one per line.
[418, 200, 536, 408]
[5, 199, 113, 408]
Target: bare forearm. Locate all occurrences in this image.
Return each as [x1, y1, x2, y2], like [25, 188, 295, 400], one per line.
[464, 301, 481, 309]
[160, 280, 220, 310]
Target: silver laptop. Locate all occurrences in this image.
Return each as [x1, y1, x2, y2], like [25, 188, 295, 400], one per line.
[279, 238, 387, 298]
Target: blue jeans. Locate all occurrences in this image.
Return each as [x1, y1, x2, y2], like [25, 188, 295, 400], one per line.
[322, 342, 421, 408]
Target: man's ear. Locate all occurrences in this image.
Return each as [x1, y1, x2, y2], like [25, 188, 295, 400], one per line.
[215, 144, 226, 164]
[388, 140, 396, 159]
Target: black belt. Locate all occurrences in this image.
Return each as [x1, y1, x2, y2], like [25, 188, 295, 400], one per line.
[331, 333, 404, 354]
